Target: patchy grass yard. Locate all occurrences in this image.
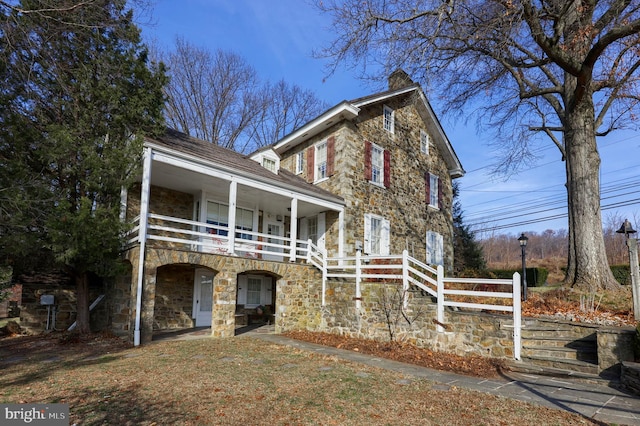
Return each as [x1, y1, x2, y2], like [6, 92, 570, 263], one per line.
[0, 333, 599, 425]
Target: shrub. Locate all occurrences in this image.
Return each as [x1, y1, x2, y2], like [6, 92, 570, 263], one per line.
[610, 264, 631, 285]
[487, 267, 548, 287]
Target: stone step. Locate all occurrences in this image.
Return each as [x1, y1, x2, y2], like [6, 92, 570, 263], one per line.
[506, 360, 613, 386]
[518, 354, 599, 375]
[521, 329, 596, 339]
[521, 336, 596, 348]
[522, 344, 597, 362]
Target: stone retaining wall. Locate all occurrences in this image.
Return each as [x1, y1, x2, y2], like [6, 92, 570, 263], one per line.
[317, 281, 515, 358]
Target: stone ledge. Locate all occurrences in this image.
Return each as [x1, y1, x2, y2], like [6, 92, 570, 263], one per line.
[621, 361, 640, 396]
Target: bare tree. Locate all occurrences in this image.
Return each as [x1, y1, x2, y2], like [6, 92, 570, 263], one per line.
[315, 0, 640, 291]
[162, 38, 262, 152]
[247, 79, 330, 148]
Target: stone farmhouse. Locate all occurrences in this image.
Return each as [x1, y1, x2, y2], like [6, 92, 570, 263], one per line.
[21, 71, 467, 346]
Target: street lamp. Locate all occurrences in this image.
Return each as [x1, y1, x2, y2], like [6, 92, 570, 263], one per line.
[518, 233, 529, 301]
[616, 219, 640, 319]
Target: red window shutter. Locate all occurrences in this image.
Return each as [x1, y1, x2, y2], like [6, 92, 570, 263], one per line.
[306, 147, 315, 183]
[425, 172, 430, 207]
[327, 136, 335, 177]
[383, 149, 391, 188]
[438, 177, 443, 209]
[364, 140, 372, 181]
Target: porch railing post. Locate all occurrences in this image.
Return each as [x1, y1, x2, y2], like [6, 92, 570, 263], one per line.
[307, 239, 313, 264]
[355, 249, 362, 309]
[436, 265, 444, 333]
[512, 272, 522, 360]
[402, 250, 409, 308]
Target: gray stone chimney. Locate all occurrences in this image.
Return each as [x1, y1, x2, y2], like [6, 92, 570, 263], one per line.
[388, 69, 414, 90]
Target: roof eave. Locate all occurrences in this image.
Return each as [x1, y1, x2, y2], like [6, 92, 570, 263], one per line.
[273, 101, 360, 154]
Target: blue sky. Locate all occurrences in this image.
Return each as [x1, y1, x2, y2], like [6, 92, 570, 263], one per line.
[141, 0, 640, 237]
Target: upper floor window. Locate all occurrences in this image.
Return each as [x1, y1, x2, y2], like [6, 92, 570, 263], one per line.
[371, 144, 384, 185]
[383, 105, 394, 133]
[425, 173, 440, 209]
[426, 230, 444, 266]
[420, 130, 430, 155]
[296, 151, 304, 174]
[365, 141, 391, 188]
[364, 213, 390, 255]
[262, 157, 276, 172]
[315, 141, 327, 181]
[306, 136, 335, 183]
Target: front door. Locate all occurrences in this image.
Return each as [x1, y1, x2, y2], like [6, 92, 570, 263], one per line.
[193, 269, 214, 327]
[263, 220, 284, 261]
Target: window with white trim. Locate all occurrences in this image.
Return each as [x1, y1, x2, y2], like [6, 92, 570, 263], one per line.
[315, 141, 327, 181]
[383, 105, 394, 133]
[206, 201, 253, 238]
[426, 231, 444, 266]
[262, 157, 276, 172]
[296, 151, 304, 174]
[429, 174, 439, 208]
[420, 130, 430, 155]
[364, 213, 390, 255]
[307, 216, 318, 243]
[371, 143, 384, 185]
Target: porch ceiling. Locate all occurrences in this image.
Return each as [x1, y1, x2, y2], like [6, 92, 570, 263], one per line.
[147, 161, 328, 218]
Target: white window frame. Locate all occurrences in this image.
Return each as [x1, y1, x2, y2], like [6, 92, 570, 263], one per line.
[426, 230, 444, 266]
[315, 140, 328, 182]
[420, 130, 430, 155]
[206, 200, 254, 239]
[429, 173, 439, 209]
[370, 143, 384, 186]
[383, 105, 394, 133]
[262, 157, 276, 173]
[295, 151, 304, 174]
[364, 213, 390, 255]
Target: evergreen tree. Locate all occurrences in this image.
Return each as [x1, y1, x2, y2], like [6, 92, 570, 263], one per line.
[452, 182, 486, 275]
[0, 0, 167, 333]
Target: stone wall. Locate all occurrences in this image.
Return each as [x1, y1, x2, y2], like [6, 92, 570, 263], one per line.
[153, 264, 195, 330]
[19, 272, 108, 334]
[317, 281, 515, 359]
[279, 93, 455, 269]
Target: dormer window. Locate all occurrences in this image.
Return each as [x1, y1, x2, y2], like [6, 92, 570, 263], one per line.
[383, 105, 394, 133]
[250, 149, 280, 173]
[262, 157, 276, 172]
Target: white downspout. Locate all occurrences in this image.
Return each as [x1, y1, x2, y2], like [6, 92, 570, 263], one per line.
[134, 146, 152, 346]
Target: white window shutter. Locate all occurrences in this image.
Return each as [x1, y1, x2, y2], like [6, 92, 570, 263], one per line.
[364, 214, 372, 254]
[317, 212, 326, 251]
[381, 218, 390, 255]
[261, 276, 272, 306]
[436, 233, 444, 265]
[426, 231, 433, 264]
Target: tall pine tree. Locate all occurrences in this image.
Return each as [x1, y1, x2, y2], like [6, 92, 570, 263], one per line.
[0, 0, 167, 333]
[452, 182, 486, 276]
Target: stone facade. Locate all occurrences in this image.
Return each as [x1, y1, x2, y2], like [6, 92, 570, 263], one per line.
[118, 246, 324, 343]
[279, 93, 455, 270]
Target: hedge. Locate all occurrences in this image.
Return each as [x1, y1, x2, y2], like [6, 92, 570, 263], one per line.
[488, 267, 548, 287]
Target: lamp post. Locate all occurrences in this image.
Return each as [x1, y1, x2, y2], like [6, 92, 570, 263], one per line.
[616, 219, 640, 320]
[518, 233, 528, 301]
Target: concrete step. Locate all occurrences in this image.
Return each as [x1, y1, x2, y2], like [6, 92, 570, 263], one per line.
[506, 360, 614, 386]
[519, 354, 599, 375]
[522, 344, 597, 362]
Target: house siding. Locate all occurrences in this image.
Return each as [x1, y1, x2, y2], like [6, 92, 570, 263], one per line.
[279, 94, 455, 269]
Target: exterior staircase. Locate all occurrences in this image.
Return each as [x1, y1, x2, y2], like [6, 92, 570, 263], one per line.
[507, 318, 608, 382]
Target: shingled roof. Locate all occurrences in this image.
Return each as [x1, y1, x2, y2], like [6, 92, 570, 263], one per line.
[145, 128, 345, 205]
